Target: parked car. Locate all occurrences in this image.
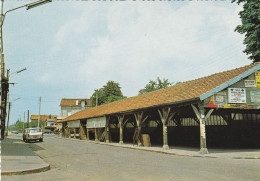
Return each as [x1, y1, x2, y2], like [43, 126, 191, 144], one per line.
[23, 128, 43, 142]
[44, 129, 52, 134]
[12, 130, 19, 134]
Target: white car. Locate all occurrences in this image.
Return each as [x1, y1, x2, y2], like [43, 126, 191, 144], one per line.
[23, 128, 43, 142]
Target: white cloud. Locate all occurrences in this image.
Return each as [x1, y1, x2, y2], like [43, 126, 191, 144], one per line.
[5, 1, 252, 124]
[42, 1, 249, 97]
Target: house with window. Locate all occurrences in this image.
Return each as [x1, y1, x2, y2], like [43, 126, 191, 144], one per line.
[60, 98, 92, 119]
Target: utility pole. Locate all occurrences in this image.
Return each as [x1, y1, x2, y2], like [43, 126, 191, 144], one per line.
[0, 0, 5, 139]
[27, 110, 29, 128]
[23, 112, 25, 131]
[6, 101, 10, 135]
[38, 96, 41, 127]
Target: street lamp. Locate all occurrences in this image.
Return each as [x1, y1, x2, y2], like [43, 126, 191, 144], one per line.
[0, 0, 52, 139]
[26, 0, 52, 10]
[10, 68, 27, 76]
[6, 97, 21, 136]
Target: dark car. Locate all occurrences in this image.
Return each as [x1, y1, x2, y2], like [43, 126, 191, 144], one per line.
[44, 129, 53, 134]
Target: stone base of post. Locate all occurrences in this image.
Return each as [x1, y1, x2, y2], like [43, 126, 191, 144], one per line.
[138, 142, 142, 147]
[95, 139, 99, 142]
[119, 141, 123, 144]
[199, 148, 209, 154]
[106, 140, 109, 143]
[163, 145, 169, 150]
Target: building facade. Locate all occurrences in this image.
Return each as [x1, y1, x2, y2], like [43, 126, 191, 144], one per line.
[60, 98, 92, 119]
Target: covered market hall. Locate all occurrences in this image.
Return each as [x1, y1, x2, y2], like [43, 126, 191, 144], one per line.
[59, 63, 260, 154]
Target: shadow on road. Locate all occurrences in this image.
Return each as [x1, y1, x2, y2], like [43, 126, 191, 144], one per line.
[1, 137, 45, 156]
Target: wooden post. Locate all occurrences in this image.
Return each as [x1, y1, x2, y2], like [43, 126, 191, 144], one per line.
[158, 108, 176, 150]
[191, 104, 214, 154]
[86, 128, 89, 140]
[134, 112, 149, 147]
[118, 115, 128, 144]
[68, 128, 71, 138]
[74, 128, 76, 139]
[79, 122, 87, 140]
[105, 116, 110, 143]
[95, 128, 98, 142]
[119, 125, 123, 144]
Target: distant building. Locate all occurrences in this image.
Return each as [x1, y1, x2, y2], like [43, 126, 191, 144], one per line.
[60, 98, 92, 119]
[31, 115, 58, 123]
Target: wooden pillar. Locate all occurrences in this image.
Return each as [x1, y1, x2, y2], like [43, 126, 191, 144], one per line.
[65, 127, 70, 138]
[87, 128, 90, 140]
[119, 125, 123, 144]
[62, 123, 65, 138]
[79, 122, 87, 140]
[134, 112, 149, 147]
[95, 128, 98, 142]
[69, 128, 71, 138]
[118, 115, 128, 144]
[74, 128, 76, 139]
[105, 116, 110, 143]
[158, 108, 176, 150]
[191, 104, 214, 154]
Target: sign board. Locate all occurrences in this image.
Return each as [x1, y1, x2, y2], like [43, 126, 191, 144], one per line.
[214, 94, 226, 105]
[255, 71, 260, 88]
[67, 120, 80, 128]
[87, 116, 106, 128]
[245, 80, 256, 87]
[228, 88, 246, 103]
[250, 91, 260, 102]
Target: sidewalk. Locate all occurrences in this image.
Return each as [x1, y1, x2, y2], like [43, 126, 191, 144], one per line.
[1, 134, 50, 176]
[60, 136, 260, 159]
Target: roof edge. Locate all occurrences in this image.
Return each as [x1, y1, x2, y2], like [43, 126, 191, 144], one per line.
[62, 97, 200, 122]
[200, 63, 260, 101]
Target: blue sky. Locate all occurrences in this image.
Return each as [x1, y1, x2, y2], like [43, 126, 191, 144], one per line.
[4, 0, 250, 125]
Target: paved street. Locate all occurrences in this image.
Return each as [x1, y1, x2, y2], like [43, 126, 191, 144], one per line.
[2, 134, 260, 181]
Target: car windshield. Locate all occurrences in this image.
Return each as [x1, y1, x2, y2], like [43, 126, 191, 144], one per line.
[30, 129, 41, 133]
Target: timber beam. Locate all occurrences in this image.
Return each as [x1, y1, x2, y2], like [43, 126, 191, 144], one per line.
[191, 104, 214, 154]
[158, 107, 176, 150]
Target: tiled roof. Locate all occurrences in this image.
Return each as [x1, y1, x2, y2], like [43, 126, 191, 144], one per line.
[31, 115, 57, 122]
[60, 63, 260, 123]
[60, 98, 92, 107]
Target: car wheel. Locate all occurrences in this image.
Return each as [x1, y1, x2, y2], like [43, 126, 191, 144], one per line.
[39, 138, 43, 142]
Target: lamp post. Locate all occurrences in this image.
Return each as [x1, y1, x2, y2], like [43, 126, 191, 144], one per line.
[6, 97, 21, 136]
[5, 67, 27, 136]
[0, 0, 52, 139]
[9, 68, 27, 76]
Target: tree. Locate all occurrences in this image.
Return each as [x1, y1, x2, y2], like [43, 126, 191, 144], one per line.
[90, 88, 106, 107]
[138, 77, 173, 95]
[90, 81, 126, 106]
[232, 0, 260, 62]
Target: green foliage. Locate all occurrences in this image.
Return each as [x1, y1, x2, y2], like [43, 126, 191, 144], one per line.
[11, 120, 24, 131]
[90, 80, 126, 106]
[30, 120, 45, 128]
[10, 119, 44, 132]
[232, 0, 260, 62]
[90, 88, 105, 106]
[138, 77, 173, 95]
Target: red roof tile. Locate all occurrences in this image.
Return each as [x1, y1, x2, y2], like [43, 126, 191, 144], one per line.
[60, 98, 92, 107]
[31, 115, 57, 122]
[61, 63, 260, 123]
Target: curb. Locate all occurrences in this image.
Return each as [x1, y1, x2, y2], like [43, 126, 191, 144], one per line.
[1, 165, 50, 176]
[57, 137, 260, 159]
